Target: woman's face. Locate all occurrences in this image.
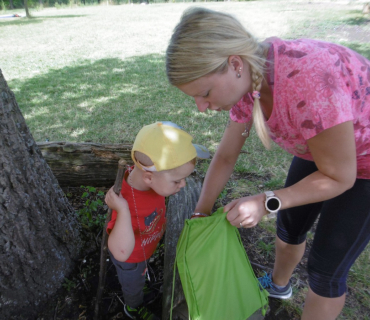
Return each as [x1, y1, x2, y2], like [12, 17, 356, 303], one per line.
[177, 60, 252, 113]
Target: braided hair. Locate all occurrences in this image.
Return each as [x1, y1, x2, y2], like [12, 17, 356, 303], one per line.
[166, 7, 271, 148]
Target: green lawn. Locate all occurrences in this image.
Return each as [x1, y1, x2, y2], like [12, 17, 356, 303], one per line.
[1, 1, 370, 318]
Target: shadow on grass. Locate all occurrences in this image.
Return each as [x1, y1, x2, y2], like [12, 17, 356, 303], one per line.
[36, 14, 88, 19]
[7, 54, 200, 143]
[341, 15, 370, 26]
[0, 17, 43, 26]
[342, 42, 370, 60]
[0, 14, 87, 26]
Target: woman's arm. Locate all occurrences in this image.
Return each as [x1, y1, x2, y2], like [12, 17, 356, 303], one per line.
[105, 187, 135, 262]
[194, 119, 249, 215]
[225, 121, 357, 227]
[277, 120, 356, 208]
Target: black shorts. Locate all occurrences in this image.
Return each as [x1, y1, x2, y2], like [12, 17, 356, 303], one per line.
[276, 156, 370, 298]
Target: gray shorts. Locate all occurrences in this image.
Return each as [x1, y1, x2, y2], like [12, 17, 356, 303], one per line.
[109, 251, 147, 308]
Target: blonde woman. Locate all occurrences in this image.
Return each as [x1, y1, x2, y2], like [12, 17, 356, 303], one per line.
[166, 7, 370, 320]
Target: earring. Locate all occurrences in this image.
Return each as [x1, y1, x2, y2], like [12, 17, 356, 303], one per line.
[237, 67, 242, 78]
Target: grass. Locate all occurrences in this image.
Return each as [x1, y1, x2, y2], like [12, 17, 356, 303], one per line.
[1, 0, 370, 318]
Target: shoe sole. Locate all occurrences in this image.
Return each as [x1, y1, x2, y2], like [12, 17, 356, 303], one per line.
[124, 305, 135, 319]
[268, 289, 292, 300]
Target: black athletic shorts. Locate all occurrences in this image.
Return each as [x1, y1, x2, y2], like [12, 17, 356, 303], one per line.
[276, 156, 370, 298]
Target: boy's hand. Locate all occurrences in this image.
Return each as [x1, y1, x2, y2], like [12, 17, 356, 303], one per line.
[105, 187, 129, 212]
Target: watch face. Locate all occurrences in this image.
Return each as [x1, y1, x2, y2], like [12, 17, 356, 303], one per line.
[267, 197, 280, 211]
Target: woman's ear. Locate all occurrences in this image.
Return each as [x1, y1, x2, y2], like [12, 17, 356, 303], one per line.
[228, 55, 244, 72]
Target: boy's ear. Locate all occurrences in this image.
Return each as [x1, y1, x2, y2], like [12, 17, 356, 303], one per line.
[142, 171, 154, 186]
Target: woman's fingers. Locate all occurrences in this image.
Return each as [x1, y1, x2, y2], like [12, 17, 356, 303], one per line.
[223, 199, 238, 214]
[225, 194, 266, 228]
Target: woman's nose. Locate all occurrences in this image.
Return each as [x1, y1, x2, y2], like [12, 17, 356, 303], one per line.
[194, 97, 209, 112]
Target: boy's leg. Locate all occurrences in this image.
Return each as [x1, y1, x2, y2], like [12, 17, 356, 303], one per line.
[109, 252, 146, 308]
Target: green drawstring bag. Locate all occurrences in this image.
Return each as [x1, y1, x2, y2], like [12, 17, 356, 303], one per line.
[171, 207, 269, 320]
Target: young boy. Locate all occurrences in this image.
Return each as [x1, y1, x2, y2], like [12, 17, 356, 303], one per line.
[105, 121, 209, 320]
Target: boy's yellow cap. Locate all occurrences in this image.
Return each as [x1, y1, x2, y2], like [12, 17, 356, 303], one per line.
[132, 121, 210, 172]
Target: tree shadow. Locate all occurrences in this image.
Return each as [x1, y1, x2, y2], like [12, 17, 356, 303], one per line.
[0, 17, 43, 26]
[341, 15, 370, 26]
[36, 14, 87, 19]
[0, 14, 87, 26]
[343, 42, 370, 60]
[8, 54, 218, 143]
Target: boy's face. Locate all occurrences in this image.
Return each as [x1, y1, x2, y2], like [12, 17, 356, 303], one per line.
[149, 162, 195, 197]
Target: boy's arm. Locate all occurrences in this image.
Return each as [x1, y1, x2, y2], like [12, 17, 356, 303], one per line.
[105, 187, 135, 262]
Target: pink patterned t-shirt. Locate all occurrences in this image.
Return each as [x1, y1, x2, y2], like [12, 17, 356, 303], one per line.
[230, 38, 370, 179]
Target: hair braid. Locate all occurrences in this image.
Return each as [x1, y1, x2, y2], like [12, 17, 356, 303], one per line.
[251, 69, 271, 149]
[166, 7, 271, 149]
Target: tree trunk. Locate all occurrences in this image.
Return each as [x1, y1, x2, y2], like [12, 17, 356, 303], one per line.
[24, 0, 31, 18]
[37, 141, 133, 187]
[9, 0, 14, 9]
[0, 69, 81, 319]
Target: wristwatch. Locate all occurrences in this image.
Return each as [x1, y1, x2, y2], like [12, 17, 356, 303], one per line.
[264, 191, 281, 213]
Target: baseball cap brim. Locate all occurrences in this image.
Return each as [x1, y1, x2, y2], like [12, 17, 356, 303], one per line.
[193, 144, 210, 159]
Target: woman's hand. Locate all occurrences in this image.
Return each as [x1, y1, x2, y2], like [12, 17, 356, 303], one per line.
[224, 193, 267, 228]
[105, 187, 128, 212]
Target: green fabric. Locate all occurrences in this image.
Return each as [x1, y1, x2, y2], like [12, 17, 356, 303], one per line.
[171, 207, 269, 320]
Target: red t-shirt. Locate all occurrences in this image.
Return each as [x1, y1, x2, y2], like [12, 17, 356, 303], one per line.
[107, 170, 166, 263]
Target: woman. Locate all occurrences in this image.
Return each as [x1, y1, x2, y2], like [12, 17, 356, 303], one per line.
[166, 7, 370, 320]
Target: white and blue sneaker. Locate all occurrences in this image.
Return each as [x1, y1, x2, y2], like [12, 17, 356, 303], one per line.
[258, 272, 292, 299]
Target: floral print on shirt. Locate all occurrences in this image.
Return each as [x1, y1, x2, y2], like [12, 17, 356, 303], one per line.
[230, 38, 370, 179]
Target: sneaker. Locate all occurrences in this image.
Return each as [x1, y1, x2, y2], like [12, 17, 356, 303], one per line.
[258, 272, 292, 299]
[124, 304, 160, 320]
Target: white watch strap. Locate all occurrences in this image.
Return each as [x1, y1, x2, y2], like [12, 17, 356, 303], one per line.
[264, 191, 275, 198]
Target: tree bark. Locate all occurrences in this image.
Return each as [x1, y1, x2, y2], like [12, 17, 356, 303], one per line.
[0, 69, 81, 319]
[37, 141, 133, 187]
[24, 0, 31, 18]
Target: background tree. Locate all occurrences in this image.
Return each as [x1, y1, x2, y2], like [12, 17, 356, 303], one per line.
[0, 69, 81, 319]
[24, 0, 31, 18]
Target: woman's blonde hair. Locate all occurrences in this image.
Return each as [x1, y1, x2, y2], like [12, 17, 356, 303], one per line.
[166, 7, 271, 149]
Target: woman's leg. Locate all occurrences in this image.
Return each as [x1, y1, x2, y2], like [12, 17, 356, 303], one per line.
[272, 237, 306, 287]
[301, 178, 370, 318]
[272, 157, 322, 286]
[302, 289, 345, 320]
